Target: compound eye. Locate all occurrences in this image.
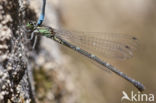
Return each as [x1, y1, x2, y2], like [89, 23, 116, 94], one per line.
[28, 21, 36, 26]
[29, 21, 34, 26]
[29, 21, 33, 25]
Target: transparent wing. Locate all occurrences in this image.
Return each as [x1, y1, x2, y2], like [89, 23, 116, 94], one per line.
[53, 29, 138, 60]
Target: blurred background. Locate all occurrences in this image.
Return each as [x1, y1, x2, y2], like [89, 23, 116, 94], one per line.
[31, 0, 156, 103]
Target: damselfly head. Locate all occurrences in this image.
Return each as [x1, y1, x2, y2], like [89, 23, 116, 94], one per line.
[26, 21, 36, 32]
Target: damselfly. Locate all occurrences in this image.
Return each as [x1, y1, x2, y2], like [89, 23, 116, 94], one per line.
[26, 22, 145, 91]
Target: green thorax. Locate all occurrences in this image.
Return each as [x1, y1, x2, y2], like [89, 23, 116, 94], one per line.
[37, 27, 52, 37]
